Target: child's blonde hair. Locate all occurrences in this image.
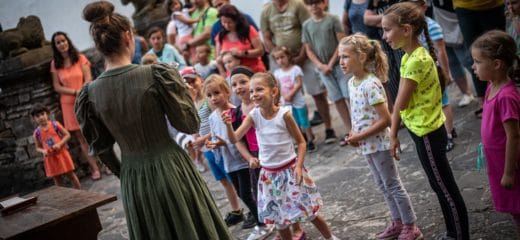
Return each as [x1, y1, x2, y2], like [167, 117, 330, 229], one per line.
[141, 53, 158, 65]
[383, 2, 448, 91]
[339, 33, 389, 82]
[472, 30, 520, 83]
[203, 74, 231, 95]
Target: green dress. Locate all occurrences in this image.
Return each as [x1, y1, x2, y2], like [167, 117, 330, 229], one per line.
[75, 64, 232, 240]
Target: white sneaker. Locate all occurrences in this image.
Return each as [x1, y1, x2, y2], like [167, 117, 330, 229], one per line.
[458, 94, 473, 107]
[246, 225, 274, 240]
[194, 159, 206, 173]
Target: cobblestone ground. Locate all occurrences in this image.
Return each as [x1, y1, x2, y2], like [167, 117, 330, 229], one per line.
[83, 84, 517, 240]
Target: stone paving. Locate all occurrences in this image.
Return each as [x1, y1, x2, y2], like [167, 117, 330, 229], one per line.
[82, 84, 518, 240]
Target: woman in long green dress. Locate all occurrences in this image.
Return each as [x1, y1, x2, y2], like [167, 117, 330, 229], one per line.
[75, 2, 232, 239]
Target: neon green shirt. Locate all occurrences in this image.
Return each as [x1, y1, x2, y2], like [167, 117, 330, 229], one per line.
[192, 6, 218, 58]
[399, 47, 445, 137]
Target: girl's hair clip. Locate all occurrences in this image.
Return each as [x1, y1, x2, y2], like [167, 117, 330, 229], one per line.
[496, 44, 503, 56]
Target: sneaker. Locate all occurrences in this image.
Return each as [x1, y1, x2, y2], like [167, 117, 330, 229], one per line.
[310, 111, 323, 126]
[458, 94, 473, 107]
[242, 212, 257, 229]
[307, 142, 318, 153]
[451, 128, 457, 138]
[398, 225, 423, 240]
[376, 221, 403, 240]
[446, 137, 455, 152]
[194, 159, 206, 173]
[224, 209, 244, 226]
[246, 225, 274, 240]
[325, 129, 337, 144]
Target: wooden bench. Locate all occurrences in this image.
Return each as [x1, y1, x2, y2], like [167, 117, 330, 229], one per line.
[0, 186, 117, 240]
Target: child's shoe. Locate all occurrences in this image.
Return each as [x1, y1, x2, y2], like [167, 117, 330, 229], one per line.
[376, 221, 403, 240]
[242, 212, 257, 229]
[398, 225, 423, 240]
[224, 209, 244, 226]
[307, 142, 318, 153]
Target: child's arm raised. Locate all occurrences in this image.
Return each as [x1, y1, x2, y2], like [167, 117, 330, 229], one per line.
[389, 78, 417, 160]
[348, 102, 391, 144]
[53, 122, 71, 151]
[283, 111, 306, 184]
[502, 119, 520, 189]
[221, 110, 253, 144]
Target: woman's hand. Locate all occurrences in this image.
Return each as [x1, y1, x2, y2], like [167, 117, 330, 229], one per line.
[501, 172, 516, 190]
[390, 136, 401, 160]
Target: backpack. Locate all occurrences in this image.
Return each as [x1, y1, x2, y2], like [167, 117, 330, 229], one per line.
[35, 121, 66, 148]
[231, 105, 249, 147]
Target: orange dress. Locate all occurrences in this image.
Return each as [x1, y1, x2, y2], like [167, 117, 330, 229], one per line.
[50, 54, 91, 131]
[34, 121, 75, 177]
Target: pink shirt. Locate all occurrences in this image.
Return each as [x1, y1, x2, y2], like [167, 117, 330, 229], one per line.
[216, 26, 266, 73]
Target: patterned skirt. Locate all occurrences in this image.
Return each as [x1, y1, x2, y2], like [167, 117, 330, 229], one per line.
[257, 161, 322, 226]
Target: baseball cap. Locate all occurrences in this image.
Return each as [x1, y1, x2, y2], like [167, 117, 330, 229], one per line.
[180, 67, 199, 81]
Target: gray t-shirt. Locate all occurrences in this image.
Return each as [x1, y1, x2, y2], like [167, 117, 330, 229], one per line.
[302, 14, 344, 64]
[260, 0, 310, 56]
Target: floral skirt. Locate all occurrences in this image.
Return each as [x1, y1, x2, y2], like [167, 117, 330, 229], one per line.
[257, 162, 322, 226]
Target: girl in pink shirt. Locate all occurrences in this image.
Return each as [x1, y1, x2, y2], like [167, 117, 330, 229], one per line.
[472, 30, 520, 237]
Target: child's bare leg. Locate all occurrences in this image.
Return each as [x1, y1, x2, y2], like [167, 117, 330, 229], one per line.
[221, 179, 240, 211]
[310, 215, 332, 239]
[305, 128, 315, 142]
[53, 176, 64, 187]
[278, 226, 292, 240]
[66, 171, 81, 189]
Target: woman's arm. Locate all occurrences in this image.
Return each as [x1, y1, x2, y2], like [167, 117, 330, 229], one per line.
[364, 9, 382, 27]
[342, 10, 351, 35]
[389, 78, 417, 160]
[502, 119, 520, 189]
[284, 111, 306, 184]
[215, 41, 226, 76]
[81, 63, 93, 85]
[52, 72, 76, 96]
[239, 35, 264, 58]
[174, 14, 200, 25]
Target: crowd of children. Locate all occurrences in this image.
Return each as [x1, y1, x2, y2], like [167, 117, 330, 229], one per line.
[31, 0, 520, 239]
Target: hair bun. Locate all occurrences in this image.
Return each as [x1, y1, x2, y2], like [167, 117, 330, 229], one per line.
[83, 1, 114, 24]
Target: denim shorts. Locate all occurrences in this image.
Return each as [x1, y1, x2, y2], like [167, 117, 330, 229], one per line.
[316, 64, 351, 101]
[204, 151, 231, 182]
[442, 89, 449, 107]
[292, 106, 310, 129]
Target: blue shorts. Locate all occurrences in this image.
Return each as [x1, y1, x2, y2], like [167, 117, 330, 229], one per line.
[292, 106, 310, 129]
[204, 151, 231, 182]
[442, 89, 449, 107]
[317, 64, 351, 101]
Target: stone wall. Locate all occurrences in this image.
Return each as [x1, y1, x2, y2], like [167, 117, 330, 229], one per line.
[0, 62, 92, 198]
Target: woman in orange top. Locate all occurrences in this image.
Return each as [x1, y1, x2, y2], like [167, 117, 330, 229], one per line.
[32, 103, 81, 189]
[50, 31, 102, 180]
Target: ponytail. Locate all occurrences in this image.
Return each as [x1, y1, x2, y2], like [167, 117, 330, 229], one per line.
[370, 40, 389, 83]
[423, 22, 448, 92]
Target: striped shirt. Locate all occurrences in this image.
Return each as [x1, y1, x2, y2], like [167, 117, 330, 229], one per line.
[197, 99, 212, 137]
[420, 17, 444, 48]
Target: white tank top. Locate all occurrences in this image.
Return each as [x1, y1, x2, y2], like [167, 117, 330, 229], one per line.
[250, 106, 297, 168]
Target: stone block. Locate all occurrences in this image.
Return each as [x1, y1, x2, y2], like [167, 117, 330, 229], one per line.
[0, 153, 13, 161]
[32, 87, 55, 99]
[15, 136, 29, 146]
[11, 116, 34, 138]
[0, 130, 14, 138]
[27, 143, 41, 158]
[0, 96, 18, 106]
[18, 93, 30, 103]
[14, 148, 28, 161]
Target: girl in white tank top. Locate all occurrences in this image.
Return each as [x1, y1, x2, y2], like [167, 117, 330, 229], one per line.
[222, 72, 339, 240]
